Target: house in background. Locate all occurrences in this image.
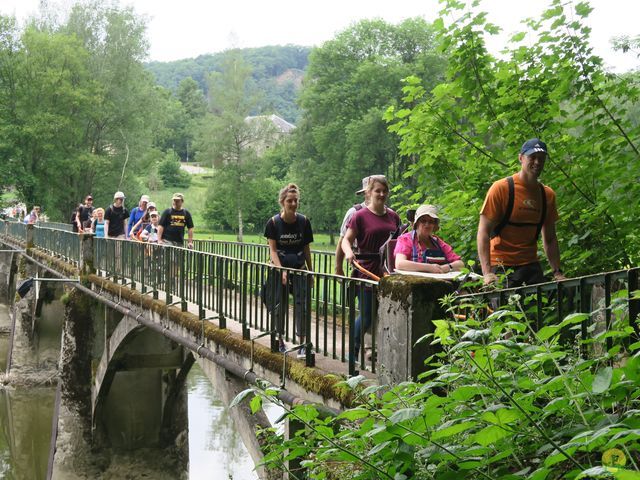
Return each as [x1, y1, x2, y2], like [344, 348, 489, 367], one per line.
[244, 114, 295, 156]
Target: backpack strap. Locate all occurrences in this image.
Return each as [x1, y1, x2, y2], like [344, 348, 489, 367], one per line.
[535, 183, 547, 240]
[272, 214, 282, 239]
[490, 176, 515, 239]
[491, 177, 547, 241]
[296, 213, 306, 233]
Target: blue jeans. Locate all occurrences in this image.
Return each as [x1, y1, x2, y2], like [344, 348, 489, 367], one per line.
[353, 287, 373, 358]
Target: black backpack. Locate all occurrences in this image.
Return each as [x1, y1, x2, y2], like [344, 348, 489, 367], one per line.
[70, 207, 79, 232]
[490, 176, 547, 240]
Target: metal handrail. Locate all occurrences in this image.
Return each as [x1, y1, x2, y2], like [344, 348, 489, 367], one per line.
[6, 220, 634, 375]
[0, 220, 375, 375]
[455, 268, 640, 345]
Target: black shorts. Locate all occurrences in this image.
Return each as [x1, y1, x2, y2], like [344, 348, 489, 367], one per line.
[491, 262, 546, 288]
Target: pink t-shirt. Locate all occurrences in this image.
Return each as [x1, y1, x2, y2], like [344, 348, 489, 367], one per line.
[393, 231, 460, 265]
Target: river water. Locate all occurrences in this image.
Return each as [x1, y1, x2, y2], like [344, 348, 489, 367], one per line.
[0, 302, 262, 479]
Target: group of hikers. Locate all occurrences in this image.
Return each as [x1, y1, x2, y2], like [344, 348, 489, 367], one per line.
[13, 137, 564, 360]
[69, 191, 195, 247]
[266, 138, 566, 358]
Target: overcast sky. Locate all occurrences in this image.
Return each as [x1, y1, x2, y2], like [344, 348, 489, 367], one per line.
[1, 0, 638, 72]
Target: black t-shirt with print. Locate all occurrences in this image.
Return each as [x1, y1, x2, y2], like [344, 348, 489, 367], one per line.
[264, 213, 313, 267]
[159, 208, 194, 244]
[104, 205, 129, 237]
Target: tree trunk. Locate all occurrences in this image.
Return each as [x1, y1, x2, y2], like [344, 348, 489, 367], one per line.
[237, 208, 243, 242]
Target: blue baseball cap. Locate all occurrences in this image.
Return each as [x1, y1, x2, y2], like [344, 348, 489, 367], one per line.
[520, 138, 548, 156]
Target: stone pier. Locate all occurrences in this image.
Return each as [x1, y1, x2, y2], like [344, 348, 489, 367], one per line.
[376, 275, 456, 385]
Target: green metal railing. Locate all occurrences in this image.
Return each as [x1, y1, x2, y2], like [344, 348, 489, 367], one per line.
[33, 227, 81, 265]
[193, 239, 349, 276]
[0, 220, 375, 375]
[455, 269, 640, 350]
[92, 238, 376, 374]
[4, 220, 26, 239]
[38, 221, 74, 232]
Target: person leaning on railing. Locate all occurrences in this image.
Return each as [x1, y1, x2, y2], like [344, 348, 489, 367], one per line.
[341, 175, 400, 359]
[265, 183, 314, 358]
[394, 204, 464, 274]
[335, 175, 377, 276]
[477, 138, 566, 287]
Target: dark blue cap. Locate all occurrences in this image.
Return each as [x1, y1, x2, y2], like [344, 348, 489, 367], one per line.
[520, 138, 548, 156]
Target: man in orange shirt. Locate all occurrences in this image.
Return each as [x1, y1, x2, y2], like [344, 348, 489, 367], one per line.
[477, 139, 565, 287]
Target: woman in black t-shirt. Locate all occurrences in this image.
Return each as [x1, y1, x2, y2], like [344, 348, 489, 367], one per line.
[264, 183, 314, 358]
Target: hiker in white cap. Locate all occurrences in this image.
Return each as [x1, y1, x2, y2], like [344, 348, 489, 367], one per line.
[104, 191, 129, 239]
[394, 205, 464, 273]
[127, 194, 150, 239]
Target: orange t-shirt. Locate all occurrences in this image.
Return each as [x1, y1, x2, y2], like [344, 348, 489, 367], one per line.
[480, 174, 559, 266]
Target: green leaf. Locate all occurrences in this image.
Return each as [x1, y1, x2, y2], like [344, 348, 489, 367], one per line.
[432, 421, 476, 440]
[389, 408, 423, 424]
[574, 2, 593, 17]
[230, 388, 254, 408]
[537, 325, 559, 341]
[337, 407, 370, 421]
[249, 394, 262, 414]
[474, 424, 510, 446]
[344, 375, 367, 389]
[593, 367, 613, 394]
[559, 312, 590, 328]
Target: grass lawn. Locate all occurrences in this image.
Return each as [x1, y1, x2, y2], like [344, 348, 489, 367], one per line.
[152, 170, 338, 252]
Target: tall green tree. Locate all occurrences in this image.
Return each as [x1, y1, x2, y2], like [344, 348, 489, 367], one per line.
[294, 18, 446, 236]
[194, 50, 278, 240]
[387, 0, 640, 274]
[0, 3, 172, 218]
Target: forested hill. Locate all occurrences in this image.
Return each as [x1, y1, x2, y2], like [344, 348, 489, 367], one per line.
[145, 45, 311, 124]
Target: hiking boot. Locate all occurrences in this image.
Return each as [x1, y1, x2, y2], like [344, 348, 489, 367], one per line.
[296, 346, 306, 359]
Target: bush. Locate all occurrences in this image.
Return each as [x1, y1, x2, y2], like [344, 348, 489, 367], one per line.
[237, 290, 640, 479]
[157, 151, 191, 189]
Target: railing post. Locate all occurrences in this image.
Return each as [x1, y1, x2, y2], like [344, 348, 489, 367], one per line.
[197, 253, 204, 320]
[25, 224, 34, 249]
[628, 268, 639, 340]
[165, 246, 173, 305]
[79, 233, 95, 282]
[241, 262, 249, 340]
[348, 279, 357, 376]
[304, 273, 315, 368]
[376, 274, 456, 384]
[179, 248, 186, 312]
[217, 257, 226, 329]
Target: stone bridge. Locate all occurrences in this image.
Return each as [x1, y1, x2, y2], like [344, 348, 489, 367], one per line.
[0, 221, 452, 479]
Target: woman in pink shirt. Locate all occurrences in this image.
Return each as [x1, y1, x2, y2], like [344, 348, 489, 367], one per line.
[394, 204, 464, 273]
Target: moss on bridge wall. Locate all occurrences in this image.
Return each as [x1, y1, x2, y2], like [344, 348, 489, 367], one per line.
[2, 241, 356, 406]
[87, 273, 355, 407]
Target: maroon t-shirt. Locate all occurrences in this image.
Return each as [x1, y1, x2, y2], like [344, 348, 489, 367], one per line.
[347, 207, 400, 278]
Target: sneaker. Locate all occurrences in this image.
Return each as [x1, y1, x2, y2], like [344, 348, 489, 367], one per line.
[278, 338, 286, 353]
[296, 346, 306, 359]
